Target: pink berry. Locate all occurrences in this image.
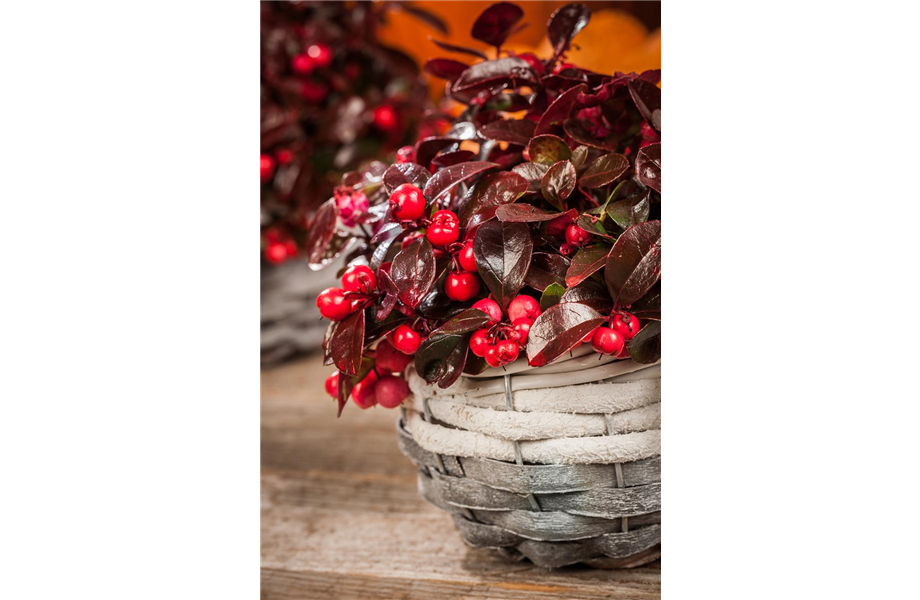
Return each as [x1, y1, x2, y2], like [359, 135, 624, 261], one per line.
[472, 299, 502, 324]
[375, 339, 413, 373]
[508, 295, 541, 322]
[375, 374, 410, 409]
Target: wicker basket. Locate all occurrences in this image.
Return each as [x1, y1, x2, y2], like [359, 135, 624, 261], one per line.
[397, 346, 661, 569]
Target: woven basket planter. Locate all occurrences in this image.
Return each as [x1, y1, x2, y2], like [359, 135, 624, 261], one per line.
[397, 346, 661, 569]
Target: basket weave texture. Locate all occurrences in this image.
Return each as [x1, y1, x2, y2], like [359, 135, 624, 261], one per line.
[398, 351, 661, 569]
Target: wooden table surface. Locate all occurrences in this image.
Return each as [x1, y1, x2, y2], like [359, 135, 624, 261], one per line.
[261, 355, 661, 599]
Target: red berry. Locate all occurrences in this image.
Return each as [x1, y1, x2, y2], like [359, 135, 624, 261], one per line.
[611, 313, 641, 340]
[325, 371, 340, 398]
[546, 213, 573, 238]
[265, 241, 288, 264]
[396, 145, 414, 164]
[458, 242, 477, 272]
[373, 105, 398, 131]
[484, 344, 503, 367]
[445, 272, 480, 301]
[512, 317, 533, 345]
[341, 264, 376, 294]
[291, 53, 314, 74]
[565, 224, 592, 246]
[275, 148, 294, 165]
[375, 374, 410, 409]
[316, 287, 352, 321]
[301, 80, 327, 103]
[306, 43, 332, 68]
[389, 184, 427, 221]
[260, 154, 276, 182]
[615, 344, 631, 360]
[472, 299, 502, 324]
[426, 210, 460, 247]
[388, 324, 422, 355]
[508, 295, 541, 322]
[469, 329, 491, 357]
[351, 371, 378, 409]
[375, 339, 413, 373]
[495, 340, 520, 364]
[591, 327, 625, 355]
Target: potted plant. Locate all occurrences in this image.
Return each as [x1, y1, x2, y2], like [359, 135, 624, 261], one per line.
[309, 2, 661, 568]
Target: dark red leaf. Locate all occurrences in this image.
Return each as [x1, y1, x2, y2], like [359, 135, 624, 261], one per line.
[511, 161, 549, 193]
[459, 171, 528, 228]
[424, 58, 469, 83]
[391, 238, 436, 308]
[304, 198, 339, 268]
[424, 161, 499, 202]
[565, 244, 611, 287]
[336, 357, 375, 417]
[535, 84, 586, 135]
[580, 153, 629, 188]
[630, 281, 660, 320]
[429, 308, 492, 336]
[479, 119, 536, 146]
[329, 309, 365, 376]
[575, 213, 614, 239]
[525, 252, 570, 291]
[473, 220, 533, 309]
[563, 118, 618, 150]
[452, 57, 537, 92]
[628, 78, 661, 133]
[471, 2, 524, 48]
[383, 162, 431, 193]
[414, 137, 460, 170]
[635, 143, 661, 193]
[605, 220, 661, 307]
[526, 302, 605, 367]
[570, 145, 589, 171]
[628, 320, 660, 364]
[376, 269, 398, 321]
[541, 160, 577, 210]
[527, 134, 572, 165]
[370, 223, 405, 270]
[547, 3, 591, 59]
[415, 331, 471, 389]
[560, 278, 614, 311]
[432, 150, 476, 169]
[429, 38, 488, 60]
[401, 5, 449, 34]
[495, 203, 559, 222]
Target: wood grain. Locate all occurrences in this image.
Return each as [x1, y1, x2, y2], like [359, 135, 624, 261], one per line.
[262, 356, 661, 599]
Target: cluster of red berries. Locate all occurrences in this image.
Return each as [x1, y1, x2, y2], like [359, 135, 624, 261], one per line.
[324, 338, 414, 410]
[263, 227, 298, 265]
[469, 295, 542, 368]
[582, 312, 641, 358]
[316, 264, 378, 321]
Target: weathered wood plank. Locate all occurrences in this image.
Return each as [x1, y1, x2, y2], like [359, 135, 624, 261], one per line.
[261, 356, 661, 599]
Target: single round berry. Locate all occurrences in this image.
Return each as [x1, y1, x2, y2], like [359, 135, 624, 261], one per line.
[495, 340, 520, 365]
[472, 299, 502, 324]
[426, 210, 460, 247]
[512, 317, 534, 345]
[373, 105, 398, 131]
[375, 339, 413, 373]
[306, 43, 332, 68]
[507, 295, 541, 322]
[341, 264, 376, 294]
[611, 313, 641, 340]
[591, 327, 625, 356]
[469, 329, 491, 357]
[388, 324, 422, 355]
[275, 148, 294, 165]
[457, 242, 477, 272]
[291, 53, 314, 75]
[325, 371, 340, 398]
[375, 374, 410, 409]
[389, 184, 427, 221]
[265, 241, 288, 264]
[260, 154, 276, 183]
[351, 372, 378, 409]
[396, 145, 414, 164]
[316, 287, 352, 321]
[565, 224, 592, 246]
[445, 272, 480, 301]
[301, 80, 327, 103]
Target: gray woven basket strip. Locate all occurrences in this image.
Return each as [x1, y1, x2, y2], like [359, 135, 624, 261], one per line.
[427, 470, 661, 518]
[396, 419, 660, 492]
